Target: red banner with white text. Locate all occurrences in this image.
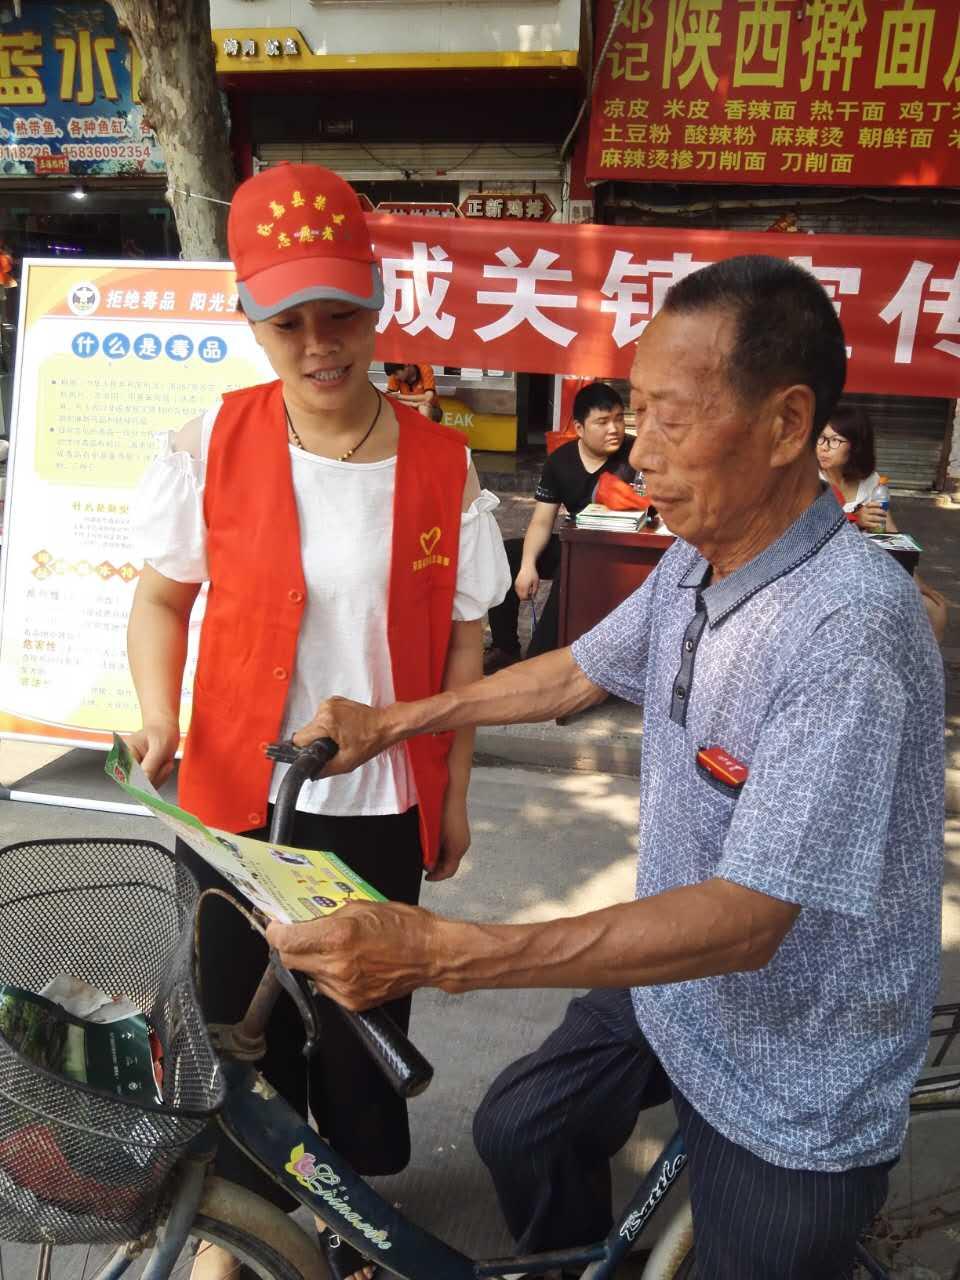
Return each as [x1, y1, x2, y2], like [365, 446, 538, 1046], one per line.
[368, 215, 960, 398]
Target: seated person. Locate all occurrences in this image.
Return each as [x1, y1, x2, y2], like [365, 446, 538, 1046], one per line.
[818, 402, 947, 644]
[384, 362, 443, 422]
[484, 381, 634, 674]
[816, 402, 889, 530]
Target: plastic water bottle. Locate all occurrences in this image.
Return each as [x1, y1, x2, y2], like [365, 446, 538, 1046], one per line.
[632, 470, 646, 497]
[871, 476, 890, 532]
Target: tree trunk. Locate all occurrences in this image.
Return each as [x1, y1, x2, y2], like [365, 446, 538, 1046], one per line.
[108, 0, 236, 259]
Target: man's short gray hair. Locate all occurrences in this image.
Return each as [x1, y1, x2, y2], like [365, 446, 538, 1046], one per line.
[663, 254, 847, 435]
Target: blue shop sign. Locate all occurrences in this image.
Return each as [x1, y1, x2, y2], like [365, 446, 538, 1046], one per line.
[0, 1, 164, 177]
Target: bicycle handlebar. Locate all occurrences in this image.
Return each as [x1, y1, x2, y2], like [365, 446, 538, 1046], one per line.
[266, 737, 435, 1100]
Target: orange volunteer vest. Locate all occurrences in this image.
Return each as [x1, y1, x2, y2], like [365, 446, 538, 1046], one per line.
[178, 380, 467, 868]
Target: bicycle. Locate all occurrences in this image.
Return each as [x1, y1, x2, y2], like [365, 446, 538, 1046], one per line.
[0, 737, 957, 1280]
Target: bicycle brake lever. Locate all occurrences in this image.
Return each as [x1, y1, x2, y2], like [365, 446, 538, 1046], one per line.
[268, 948, 321, 1058]
[265, 737, 339, 778]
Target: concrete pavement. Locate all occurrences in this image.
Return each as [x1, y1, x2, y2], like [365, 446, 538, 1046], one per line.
[0, 748, 957, 1275]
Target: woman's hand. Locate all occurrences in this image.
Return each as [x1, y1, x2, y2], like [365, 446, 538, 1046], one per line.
[126, 716, 181, 786]
[515, 563, 540, 601]
[427, 788, 471, 882]
[857, 500, 887, 532]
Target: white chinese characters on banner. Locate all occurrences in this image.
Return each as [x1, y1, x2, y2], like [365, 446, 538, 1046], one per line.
[885, 258, 952, 363]
[922, 263, 960, 360]
[474, 248, 579, 348]
[366, 215, 957, 393]
[375, 237, 945, 373]
[789, 257, 862, 357]
[600, 251, 710, 347]
[376, 241, 455, 339]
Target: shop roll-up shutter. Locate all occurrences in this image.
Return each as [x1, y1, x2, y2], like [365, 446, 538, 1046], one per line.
[256, 141, 564, 182]
[840, 393, 950, 491]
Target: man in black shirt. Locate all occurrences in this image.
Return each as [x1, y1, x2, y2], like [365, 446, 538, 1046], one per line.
[484, 382, 635, 673]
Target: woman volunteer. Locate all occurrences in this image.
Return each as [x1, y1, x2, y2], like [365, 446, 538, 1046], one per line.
[125, 163, 509, 1280]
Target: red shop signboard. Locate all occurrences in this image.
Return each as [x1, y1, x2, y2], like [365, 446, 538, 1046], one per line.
[586, 0, 960, 187]
[367, 213, 960, 398]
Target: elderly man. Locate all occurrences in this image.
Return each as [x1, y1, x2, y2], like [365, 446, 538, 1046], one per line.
[268, 256, 944, 1278]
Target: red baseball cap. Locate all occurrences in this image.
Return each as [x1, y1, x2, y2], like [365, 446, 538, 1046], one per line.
[228, 163, 383, 320]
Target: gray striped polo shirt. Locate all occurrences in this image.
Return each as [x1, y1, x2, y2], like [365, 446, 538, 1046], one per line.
[572, 487, 944, 1171]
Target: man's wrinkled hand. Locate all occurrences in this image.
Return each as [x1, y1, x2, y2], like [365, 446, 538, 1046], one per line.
[266, 902, 440, 1010]
[291, 697, 393, 775]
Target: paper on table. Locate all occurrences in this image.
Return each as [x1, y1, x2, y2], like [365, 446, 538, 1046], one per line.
[104, 734, 384, 923]
[864, 531, 922, 552]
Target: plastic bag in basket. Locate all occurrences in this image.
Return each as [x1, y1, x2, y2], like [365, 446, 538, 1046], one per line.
[0, 1122, 143, 1221]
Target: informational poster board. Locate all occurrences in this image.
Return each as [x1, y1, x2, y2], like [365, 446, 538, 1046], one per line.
[0, 259, 271, 748]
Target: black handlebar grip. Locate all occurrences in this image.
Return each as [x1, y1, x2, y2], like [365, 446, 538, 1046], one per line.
[300, 737, 340, 775]
[337, 1004, 434, 1098]
[266, 734, 433, 1096]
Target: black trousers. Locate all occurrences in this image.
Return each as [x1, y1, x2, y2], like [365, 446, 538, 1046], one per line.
[487, 535, 562, 658]
[473, 988, 892, 1279]
[178, 806, 423, 1210]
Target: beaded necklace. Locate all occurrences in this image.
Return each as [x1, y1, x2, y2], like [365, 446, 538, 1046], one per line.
[284, 389, 382, 462]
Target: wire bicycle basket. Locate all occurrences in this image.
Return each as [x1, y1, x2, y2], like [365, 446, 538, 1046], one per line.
[0, 838, 224, 1245]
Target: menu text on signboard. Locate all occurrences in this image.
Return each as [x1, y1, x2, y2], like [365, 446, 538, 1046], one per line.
[587, 0, 960, 187]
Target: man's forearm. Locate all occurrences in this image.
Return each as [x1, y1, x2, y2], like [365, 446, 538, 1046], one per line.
[425, 880, 798, 993]
[268, 878, 800, 1010]
[383, 648, 606, 743]
[520, 516, 553, 568]
[292, 645, 606, 775]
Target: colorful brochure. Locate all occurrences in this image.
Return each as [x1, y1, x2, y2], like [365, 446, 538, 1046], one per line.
[105, 734, 384, 923]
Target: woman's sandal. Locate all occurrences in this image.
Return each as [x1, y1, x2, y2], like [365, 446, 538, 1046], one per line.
[317, 1226, 380, 1280]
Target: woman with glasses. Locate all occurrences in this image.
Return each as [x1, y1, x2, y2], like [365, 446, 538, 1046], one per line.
[815, 402, 890, 532]
[816, 402, 947, 643]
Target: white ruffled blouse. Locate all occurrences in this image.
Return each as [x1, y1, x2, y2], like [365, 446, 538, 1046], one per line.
[132, 405, 511, 818]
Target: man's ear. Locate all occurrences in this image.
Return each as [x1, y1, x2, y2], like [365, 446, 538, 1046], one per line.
[769, 384, 816, 468]
[573, 419, 585, 438]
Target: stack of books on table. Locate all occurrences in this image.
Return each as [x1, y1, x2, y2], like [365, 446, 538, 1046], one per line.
[574, 504, 648, 533]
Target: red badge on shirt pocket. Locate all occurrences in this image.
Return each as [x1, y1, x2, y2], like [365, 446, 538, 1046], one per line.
[696, 745, 749, 790]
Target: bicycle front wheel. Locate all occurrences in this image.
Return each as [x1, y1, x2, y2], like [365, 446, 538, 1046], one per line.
[190, 1177, 328, 1280]
[1, 1178, 327, 1280]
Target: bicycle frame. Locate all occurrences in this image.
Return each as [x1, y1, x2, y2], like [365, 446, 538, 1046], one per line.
[218, 1057, 690, 1280]
[78, 739, 951, 1280]
[59, 1064, 901, 1280]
